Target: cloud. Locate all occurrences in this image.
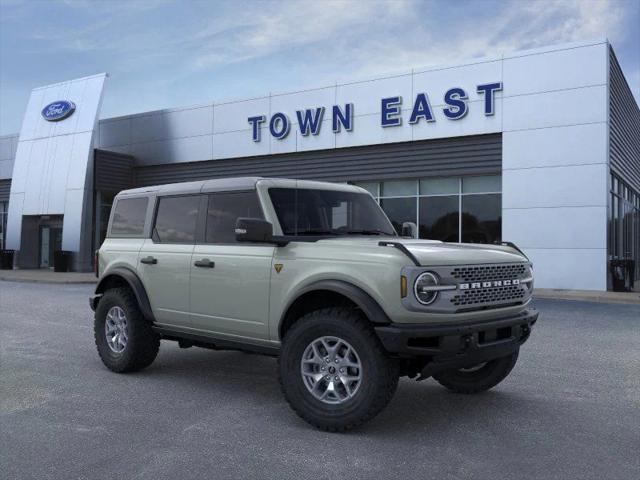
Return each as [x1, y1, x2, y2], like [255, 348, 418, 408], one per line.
[0, 0, 637, 135]
[188, 0, 412, 70]
[330, 0, 627, 79]
[180, 0, 636, 97]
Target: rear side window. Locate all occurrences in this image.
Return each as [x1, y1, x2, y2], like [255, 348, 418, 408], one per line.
[110, 197, 148, 236]
[206, 191, 263, 243]
[154, 195, 201, 243]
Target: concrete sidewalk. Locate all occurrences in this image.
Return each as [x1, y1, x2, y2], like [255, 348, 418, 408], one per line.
[534, 288, 640, 305]
[0, 269, 97, 284]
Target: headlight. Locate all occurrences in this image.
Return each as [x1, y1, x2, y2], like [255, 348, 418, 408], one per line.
[414, 272, 440, 305]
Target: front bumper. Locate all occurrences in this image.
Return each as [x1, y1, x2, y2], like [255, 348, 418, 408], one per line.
[375, 308, 538, 378]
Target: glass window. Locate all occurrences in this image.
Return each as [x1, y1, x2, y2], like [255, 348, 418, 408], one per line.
[420, 177, 459, 195]
[154, 195, 200, 243]
[380, 198, 417, 236]
[206, 191, 264, 243]
[269, 188, 395, 236]
[381, 179, 416, 197]
[110, 197, 148, 236]
[351, 175, 503, 243]
[462, 175, 501, 193]
[419, 196, 459, 242]
[353, 182, 379, 197]
[461, 194, 502, 244]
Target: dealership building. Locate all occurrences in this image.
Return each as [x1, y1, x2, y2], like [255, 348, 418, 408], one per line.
[0, 39, 638, 291]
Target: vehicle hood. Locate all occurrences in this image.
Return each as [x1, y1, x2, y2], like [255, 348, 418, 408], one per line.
[315, 237, 528, 266]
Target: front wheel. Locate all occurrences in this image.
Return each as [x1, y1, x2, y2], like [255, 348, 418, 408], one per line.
[278, 308, 399, 432]
[433, 349, 519, 394]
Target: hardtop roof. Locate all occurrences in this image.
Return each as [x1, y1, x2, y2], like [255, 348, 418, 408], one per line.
[115, 177, 365, 198]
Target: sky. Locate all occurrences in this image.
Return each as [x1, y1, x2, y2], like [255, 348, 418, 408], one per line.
[0, 0, 638, 135]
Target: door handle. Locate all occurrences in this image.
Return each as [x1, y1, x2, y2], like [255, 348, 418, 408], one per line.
[194, 258, 215, 268]
[140, 256, 157, 265]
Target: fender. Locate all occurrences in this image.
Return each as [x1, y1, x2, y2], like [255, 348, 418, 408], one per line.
[92, 267, 155, 323]
[281, 279, 391, 335]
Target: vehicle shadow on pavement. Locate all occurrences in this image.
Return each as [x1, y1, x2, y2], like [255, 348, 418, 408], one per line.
[125, 344, 524, 435]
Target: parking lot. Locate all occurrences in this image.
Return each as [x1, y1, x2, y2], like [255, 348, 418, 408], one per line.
[1, 280, 639, 480]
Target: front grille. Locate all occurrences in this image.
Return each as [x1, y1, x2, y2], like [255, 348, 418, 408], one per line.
[451, 285, 526, 307]
[447, 262, 531, 310]
[450, 264, 527, 282]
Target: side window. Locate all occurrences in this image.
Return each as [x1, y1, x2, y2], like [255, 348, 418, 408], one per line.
[153, 195, 201, 244]
[206, 191, 264, 243]
[110, 197, 148, 236]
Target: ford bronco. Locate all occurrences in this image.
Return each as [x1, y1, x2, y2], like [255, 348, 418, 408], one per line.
[90, 177, 537, 431]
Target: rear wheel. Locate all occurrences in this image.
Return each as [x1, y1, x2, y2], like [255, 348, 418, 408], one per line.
[94, 287, 160, 373]
[279, 307, 399, 432]
[433, 350, 519, 394]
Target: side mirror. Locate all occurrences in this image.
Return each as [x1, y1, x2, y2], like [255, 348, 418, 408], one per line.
[401, 221, 417, 238]
[235, 217, 274, 243]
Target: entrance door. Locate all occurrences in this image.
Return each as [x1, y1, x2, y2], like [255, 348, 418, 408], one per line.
[39, 226, 63, 268]
[40, 226, 50, 267]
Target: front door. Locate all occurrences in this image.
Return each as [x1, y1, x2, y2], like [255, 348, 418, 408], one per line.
[190, 191, 274, 339]
[39, 226, 62, 268]
[40, 226, 50, 267]
[138, 194, 202, 328]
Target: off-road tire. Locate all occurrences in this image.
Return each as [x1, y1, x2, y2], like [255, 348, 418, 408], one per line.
[433, 349, 519, 394]
[279, 307, 399, 432]
[94, 287, 160, 373]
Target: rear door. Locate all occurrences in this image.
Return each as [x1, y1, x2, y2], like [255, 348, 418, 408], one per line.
[138, 194, 203, 328]
[190, 190, 274, 339]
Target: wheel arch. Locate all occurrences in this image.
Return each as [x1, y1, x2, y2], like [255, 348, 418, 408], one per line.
[279, 280, 391, 340]
[94, 267, 155, 323]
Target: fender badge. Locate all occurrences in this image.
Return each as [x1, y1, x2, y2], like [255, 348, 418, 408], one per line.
[274, 264, 283, 273]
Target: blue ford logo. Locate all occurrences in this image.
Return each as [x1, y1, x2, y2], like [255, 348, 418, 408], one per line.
[41, 100, 76, 122]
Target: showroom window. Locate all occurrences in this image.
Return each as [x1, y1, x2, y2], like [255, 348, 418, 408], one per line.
[353, 175, 502, 244]
[609, 173, 640, 283]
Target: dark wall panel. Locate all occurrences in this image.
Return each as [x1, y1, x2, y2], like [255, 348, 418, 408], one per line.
[0, 179, 11, 202]
[134, 134, 502, 187]
[609, 47, 640, 193]
[94, 149, 134, 192]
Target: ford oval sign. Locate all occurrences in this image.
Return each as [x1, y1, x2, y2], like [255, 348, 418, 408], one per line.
[41, 100, 76, 122]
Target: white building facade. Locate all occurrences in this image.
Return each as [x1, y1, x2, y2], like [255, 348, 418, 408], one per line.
[0, 40, 638, 291]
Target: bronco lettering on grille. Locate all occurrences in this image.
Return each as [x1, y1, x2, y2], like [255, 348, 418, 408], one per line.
[459, 279, 520, 290]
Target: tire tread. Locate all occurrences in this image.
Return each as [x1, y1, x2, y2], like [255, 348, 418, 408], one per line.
[94, 287, 160, 373]
[278, 307, 398, 432]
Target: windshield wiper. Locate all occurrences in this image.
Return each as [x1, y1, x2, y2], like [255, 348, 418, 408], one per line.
[294, 230, 336, 236]
[292, 229, 394, 236]
[344, 229, 390, 236]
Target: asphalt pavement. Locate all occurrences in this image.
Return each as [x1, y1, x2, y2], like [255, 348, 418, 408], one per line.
[1, 280, 638, 480]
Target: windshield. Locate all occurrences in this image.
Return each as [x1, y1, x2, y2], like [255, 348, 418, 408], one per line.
[269, 187, 397, 236]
